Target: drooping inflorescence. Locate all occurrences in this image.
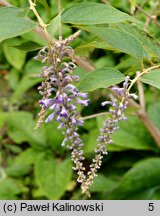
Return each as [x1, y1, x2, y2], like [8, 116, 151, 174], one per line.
[35, 32, 137, 197]
[35, 31, 89, 187]
[81, 77, 138, 195]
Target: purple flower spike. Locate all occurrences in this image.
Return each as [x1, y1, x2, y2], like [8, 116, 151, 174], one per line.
[39, 99, 54, 108]
[35, 34, 90, 195]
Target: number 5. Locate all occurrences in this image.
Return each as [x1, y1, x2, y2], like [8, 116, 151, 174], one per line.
[148, 203, 154, 211]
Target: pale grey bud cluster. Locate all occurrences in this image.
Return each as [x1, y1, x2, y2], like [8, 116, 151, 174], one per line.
[81, 76, 138, 195]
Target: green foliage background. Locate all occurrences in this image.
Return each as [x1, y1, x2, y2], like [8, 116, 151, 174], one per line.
[0, 0, 160, 200]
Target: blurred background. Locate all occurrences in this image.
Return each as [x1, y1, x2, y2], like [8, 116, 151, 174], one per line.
[0, 0, 160, 200]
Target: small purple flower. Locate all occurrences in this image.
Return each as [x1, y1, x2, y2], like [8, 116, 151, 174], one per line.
[70, 116, 77, 125]
[76, 92, 88, 98]
[76, 98, 90, 106]
[56, 115, 62, 122]
[129, 93, 138, 100]
[45, 113, 55, 123]
[60, 107, 68, 118]
[61, 138, 68, 146]
[39, 99, 54, 108]
[49, 103, 57, 110]
[54, 95, 64, 104]
[123, 76, 130, 88]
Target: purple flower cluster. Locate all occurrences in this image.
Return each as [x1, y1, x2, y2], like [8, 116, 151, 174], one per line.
[35, 31, 138, 197]
[35, 32, 89, 186]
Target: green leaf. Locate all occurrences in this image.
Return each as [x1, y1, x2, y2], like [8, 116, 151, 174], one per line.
[2, 39, 26, 70]
[108, 158, 160, 199]
[47, 12, 62, 37]
[14, 41, 42, 52]
[79, 67, 125, 92]
[5, 112, 47, 150]
[11, 60, 42, 102]
[21, 30, 47, 46]
[0, 112, 8, 129]
[83, 128, 99, 155]
[44, 123, 64, 153]
[4, 144, 22, 154]
[8, 69, 19, 90]
[141, 69, 160, 89]
[0, 6, 36, 42]
[90, 174, 117, 193]
[0, 179, 21, 199]
[6, 163, 31, 177]
[77, 40, 115, 52]
[39, 0, 50, 11]
[82, 26, 145, 59]
[62, 3, 134, 25]
[15, 148, 41, 164]
[112, 115, 157, 151]
[35, 153, 72, 199]
[116, 23, 160, 59]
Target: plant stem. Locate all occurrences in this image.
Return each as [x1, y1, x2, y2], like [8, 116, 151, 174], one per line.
[137, 72, 145, 111]
[136, 5, 160, 28]
[58, 0, 62, 37]
[127, 64, 160, 92]
[80, 112, 109, 121]
[0, 0, 10, 6]
[28, 0, 51, 45]
[137, 110, 160, 147]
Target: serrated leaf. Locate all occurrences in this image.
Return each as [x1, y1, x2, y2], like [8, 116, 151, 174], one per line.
[79, 67, 125, 92]
[35, 153, 72, 199]
[141, 69, 160, 89]
[108, 158, 160, 199]
[82, 26, 145, 59]
[0, 6, 36, 42]
[62, 3, 134, 25]
[47, 12, 62, 37]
